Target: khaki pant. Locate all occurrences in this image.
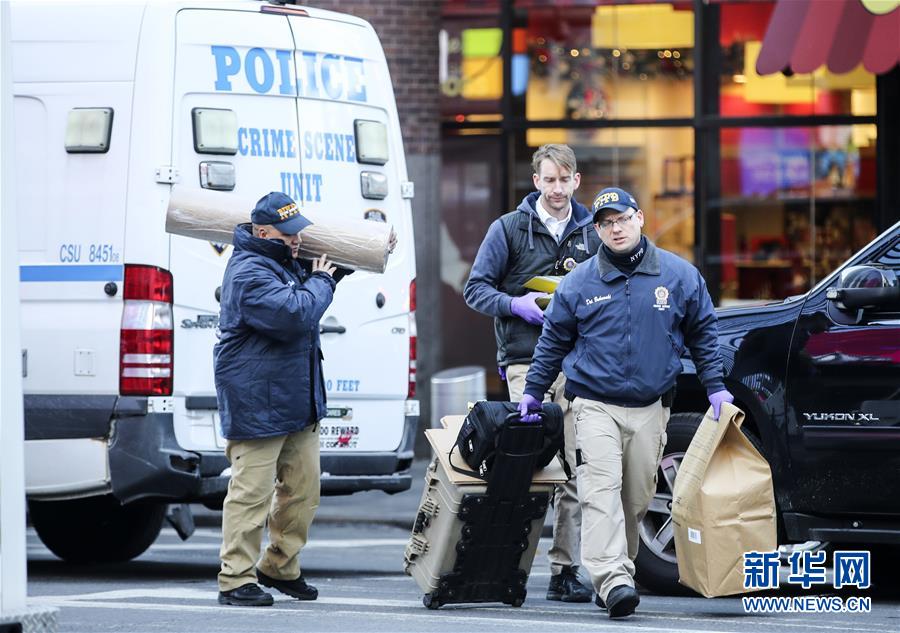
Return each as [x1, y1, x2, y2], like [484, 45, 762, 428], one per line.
[572, 397, 669, 602]
[506, 364, 580, 576]
[218, 424, 320, 592]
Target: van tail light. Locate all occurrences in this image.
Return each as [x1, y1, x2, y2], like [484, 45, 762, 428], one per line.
[120, 264, 174, 396]
[408, 278, 417, 399]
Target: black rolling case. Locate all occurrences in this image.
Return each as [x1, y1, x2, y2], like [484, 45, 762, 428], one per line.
[403, 407, 566, 609]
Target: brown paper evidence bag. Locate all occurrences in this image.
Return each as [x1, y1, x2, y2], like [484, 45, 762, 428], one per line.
[671, 402, 778, 598]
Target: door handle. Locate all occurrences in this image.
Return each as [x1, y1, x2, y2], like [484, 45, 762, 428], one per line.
[320, 324, 346, 334]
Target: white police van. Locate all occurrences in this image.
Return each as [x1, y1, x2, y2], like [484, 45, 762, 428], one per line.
[13, 0, 418, 562]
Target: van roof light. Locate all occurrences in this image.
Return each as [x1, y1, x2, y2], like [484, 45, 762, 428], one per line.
[261, 2, 309, 16]
[355, 120, 389, 166]
[65, 108, 113, 153]
[192, 108, 238, 155]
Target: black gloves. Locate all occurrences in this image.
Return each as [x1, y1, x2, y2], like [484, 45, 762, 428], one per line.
[332, 266, 355, 283]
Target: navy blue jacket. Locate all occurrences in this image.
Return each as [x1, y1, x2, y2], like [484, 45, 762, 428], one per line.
[214, 224, 336, 440]
[464, 192, 601, 365]
[524, 240, 725, 407]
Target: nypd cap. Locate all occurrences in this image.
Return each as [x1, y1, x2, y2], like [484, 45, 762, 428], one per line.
[251, 192, 313, 235]
[592, 187, 638, 221]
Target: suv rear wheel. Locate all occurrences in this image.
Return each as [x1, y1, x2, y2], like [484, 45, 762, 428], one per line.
[634, 411, 766, 595]
[29, 495, 166, 564]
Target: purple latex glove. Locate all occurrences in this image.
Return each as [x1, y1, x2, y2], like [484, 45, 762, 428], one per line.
[510, 292, 547, 326]
[709, 389, 734, 421]
[498, 366, 507, 381]
[518, 394, 542, 423]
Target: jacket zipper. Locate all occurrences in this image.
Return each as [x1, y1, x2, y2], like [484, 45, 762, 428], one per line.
[556, 222, 590, 267]
[625, 278, 632, 392]
[559, 219, 588, 244]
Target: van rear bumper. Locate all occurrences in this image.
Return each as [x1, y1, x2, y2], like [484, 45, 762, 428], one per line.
[108, 411, 229, 505]
[110, 407, 420, 501]
[27, 394, 419, 502]
[320, 413, 418, 496]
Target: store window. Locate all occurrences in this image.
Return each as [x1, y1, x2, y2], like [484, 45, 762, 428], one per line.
[441, 132, 506, 395]
[517, 2, 694, 121]
[514, 126, 695, 261]
[719, 2, 876, 118]
[717, 124, 878, 303]
[441, 1, 503, 123]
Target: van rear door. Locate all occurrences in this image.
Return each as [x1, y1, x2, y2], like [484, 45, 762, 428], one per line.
[171, 8, 301, 451]
[288, 14, 414, 456]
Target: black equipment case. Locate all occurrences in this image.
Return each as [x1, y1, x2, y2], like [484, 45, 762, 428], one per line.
[403, 412, 566, 609]
[456, 401, 564, 478]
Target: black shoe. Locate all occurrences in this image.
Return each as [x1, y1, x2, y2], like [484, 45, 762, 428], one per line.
[595, 594, 607, 610]
[546, 567, 592, 603]
[605, 584, 640, 619]
[257, 568, 318, 600]
[217, 583, 274, 607]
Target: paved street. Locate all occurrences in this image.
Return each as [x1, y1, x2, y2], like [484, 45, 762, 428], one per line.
[24, 461, 900, 633]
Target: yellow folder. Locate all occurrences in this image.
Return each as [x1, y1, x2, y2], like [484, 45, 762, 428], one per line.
[523, 275, 562, 294]
[523, 275, 563, 309]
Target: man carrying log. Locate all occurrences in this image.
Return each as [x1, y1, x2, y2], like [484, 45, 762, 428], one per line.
[214, 191, 337, 606]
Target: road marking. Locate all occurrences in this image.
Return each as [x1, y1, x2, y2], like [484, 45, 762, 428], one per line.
[37, 598, 897, 633]
[29, 598, 750, 633]
[34, 590, 894, 633]
[29, 537, 412, 554]
[38, 587, 417, 608]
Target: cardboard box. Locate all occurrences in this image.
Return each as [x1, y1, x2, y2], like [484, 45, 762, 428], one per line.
[671, 403, 777, 597]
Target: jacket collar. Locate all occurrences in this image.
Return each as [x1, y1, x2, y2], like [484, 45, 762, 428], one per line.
[516, 192, 595, 236]
[596, 237, 661, 280]
[233, 223, 294, 264]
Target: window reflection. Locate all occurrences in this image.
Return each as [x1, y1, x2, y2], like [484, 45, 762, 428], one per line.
[441, 3, 503, 121]
[521, 3, 694, 120]
[717, 125, 878, 303]
[515, 127, 695, 262]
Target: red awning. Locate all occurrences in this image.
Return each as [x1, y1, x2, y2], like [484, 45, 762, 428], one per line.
[756, 0, 900, 76]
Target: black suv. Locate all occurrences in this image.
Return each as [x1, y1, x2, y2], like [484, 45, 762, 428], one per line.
[634, 221, 900, 595]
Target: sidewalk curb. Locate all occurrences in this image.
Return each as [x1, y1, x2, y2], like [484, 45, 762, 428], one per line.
[191, 513, 414, 531]
[192, 509, 553, 537]
[188, 457, 554, 538]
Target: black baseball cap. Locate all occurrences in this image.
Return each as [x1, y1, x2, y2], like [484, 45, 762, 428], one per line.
[592, 187, 639, 221]
[250, 192, 312, 235]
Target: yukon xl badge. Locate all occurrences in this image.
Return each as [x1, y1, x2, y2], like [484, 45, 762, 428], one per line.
[803, 412, 880, 423]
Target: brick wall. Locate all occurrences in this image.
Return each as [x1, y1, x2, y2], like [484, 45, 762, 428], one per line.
[303, 0, 441, 157]
[303, 0, 444, 443]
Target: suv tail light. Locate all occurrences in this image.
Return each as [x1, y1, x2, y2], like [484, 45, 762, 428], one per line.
[120, 264, 174, 396]
[408, 278, 417, 399]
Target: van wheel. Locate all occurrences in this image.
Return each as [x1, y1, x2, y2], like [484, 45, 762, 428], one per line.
[29, 495, 166, 563]
[634, 412, 765, 596]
